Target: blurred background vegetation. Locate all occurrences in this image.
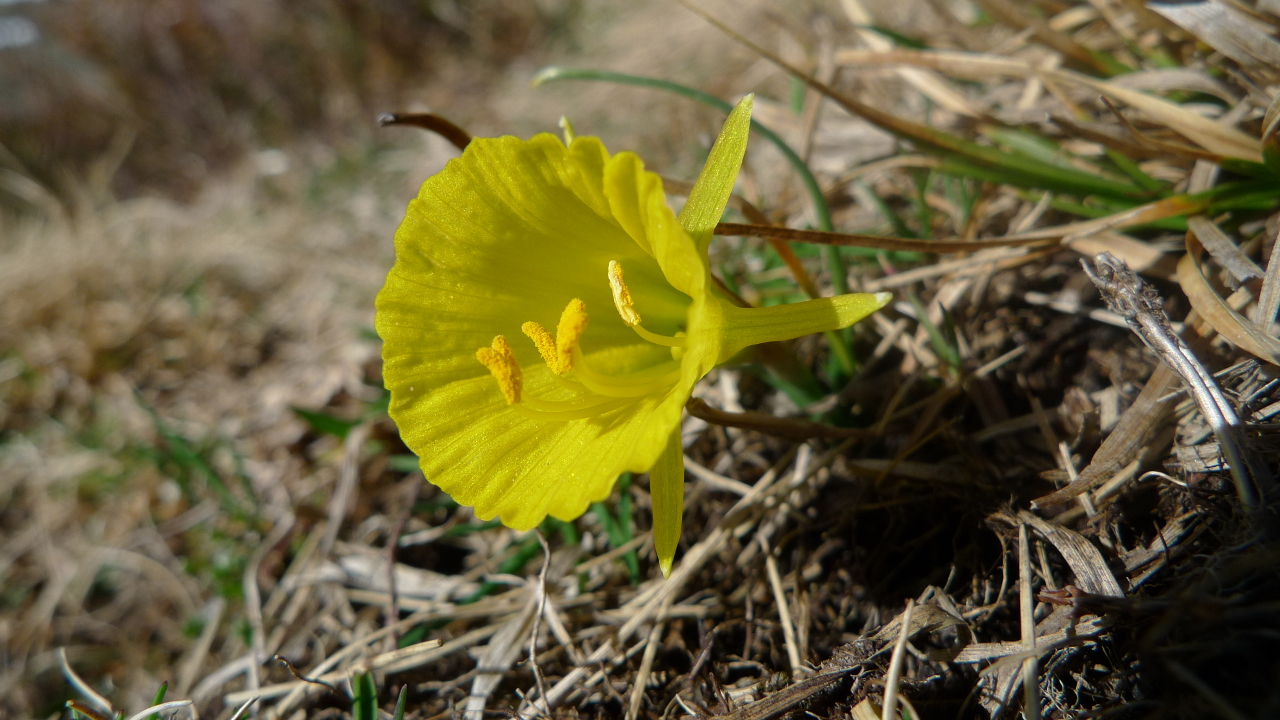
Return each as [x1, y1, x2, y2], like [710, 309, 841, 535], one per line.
[0, 0, 585, 200]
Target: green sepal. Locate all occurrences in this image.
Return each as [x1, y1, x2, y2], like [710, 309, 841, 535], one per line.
[679, 94, 753, 253]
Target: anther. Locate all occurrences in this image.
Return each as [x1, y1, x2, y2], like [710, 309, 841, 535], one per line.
[522, 299, 588, 375]
[608, 261, 641, 327]
[522, 322, 559, 372]
[475, 335, 522, 405]
[556, 299, 589, 370]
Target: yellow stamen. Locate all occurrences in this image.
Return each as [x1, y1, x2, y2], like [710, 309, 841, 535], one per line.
[522, 299, 589, 375]
[632, 324, 686, 348]
[555, 298, 589, 372]
[475, 335, 522, 405]
[608, 261, 641, 327]
[570, 346, 681, 397]
[605, 261, 686, 348]
[522, 321, 559, 371]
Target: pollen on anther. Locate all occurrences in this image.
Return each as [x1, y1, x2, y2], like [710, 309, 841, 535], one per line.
[607, 261, 642, 327]
[522, 321, 560, 372]
[475, 335, 522, 404]
[555, 298, 588, 372]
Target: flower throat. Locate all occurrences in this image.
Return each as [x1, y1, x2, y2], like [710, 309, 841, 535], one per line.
[475, 262, 685, 420]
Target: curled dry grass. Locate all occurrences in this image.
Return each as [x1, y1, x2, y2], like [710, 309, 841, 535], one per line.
[6, 1, 1280, 719]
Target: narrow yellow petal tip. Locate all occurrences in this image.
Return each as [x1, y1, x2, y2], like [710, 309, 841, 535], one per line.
[607, 260, 642, 327]
[650, 429, 684, 582]
[874, 291, 893, 307]
[556, 298, 589, 372]
[476, 335, 522, 404]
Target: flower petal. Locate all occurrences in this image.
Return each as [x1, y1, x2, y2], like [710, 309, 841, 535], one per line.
[649, 425, 685, 578]
[391, 367, 685, 530]
[678, 94, 753, 254]
[603, 152, 706, 317]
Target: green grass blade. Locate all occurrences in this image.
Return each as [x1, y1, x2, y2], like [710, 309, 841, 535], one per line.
[147, 682, 168, 720]
[352, 671, 377, 720]
[392, 685, 408, 720]
[1104, 148, 1168, 193]
[938, 156, 1143, 199]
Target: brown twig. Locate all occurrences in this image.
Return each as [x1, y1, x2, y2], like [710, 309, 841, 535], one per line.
[378, 112, 472, 151]
[273, 655, 344, 700]
[714, 222, 1053, 253]
[685, 398, 875, 441]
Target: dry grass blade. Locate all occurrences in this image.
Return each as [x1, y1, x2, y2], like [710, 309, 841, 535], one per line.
[1149, 1, 1280, 68]
[838, 0, 982, 118]
[1257, 228, 1280, 326]
[1110, 68, 1238, 102]
[228, 628, 482, 708]
[524, 534, 553, 719]
[321, 424, 371, 557]
[465, 593, 539, 720]
[222, 608, 452, 710]
[951, 616, 1109, 663]
[625, 602, 671, 720]
[124, 701, 194, 720]
[1017, 524, 1040, 720]
[227, 696, 259, 720]
[720, 191, 1207, 251]
[244, 512, 296, 696]
[1186, 216, 1264, 287]
[1033, 363, 1179, 507]
[58, 648, 112, 716]
[765, 545, 804, 677]
[880, 599, 914, 720]
[1098, 97, 1226, 163]
[1017, 512, 1122, 597]
[971, 0, 1107, 72]
[1051, 69, 1262, 159]
[833, 48, 1033, 81]
[684, 455, 753, 495]
[831, 47, 1262, 160]
[1178, 234, 1280, 366]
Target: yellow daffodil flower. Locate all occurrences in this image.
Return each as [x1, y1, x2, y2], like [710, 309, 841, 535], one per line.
[376, 96, 890, 576]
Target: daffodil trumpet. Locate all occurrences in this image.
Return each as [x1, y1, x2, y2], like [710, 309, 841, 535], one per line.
[376, 94, 891, 577]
